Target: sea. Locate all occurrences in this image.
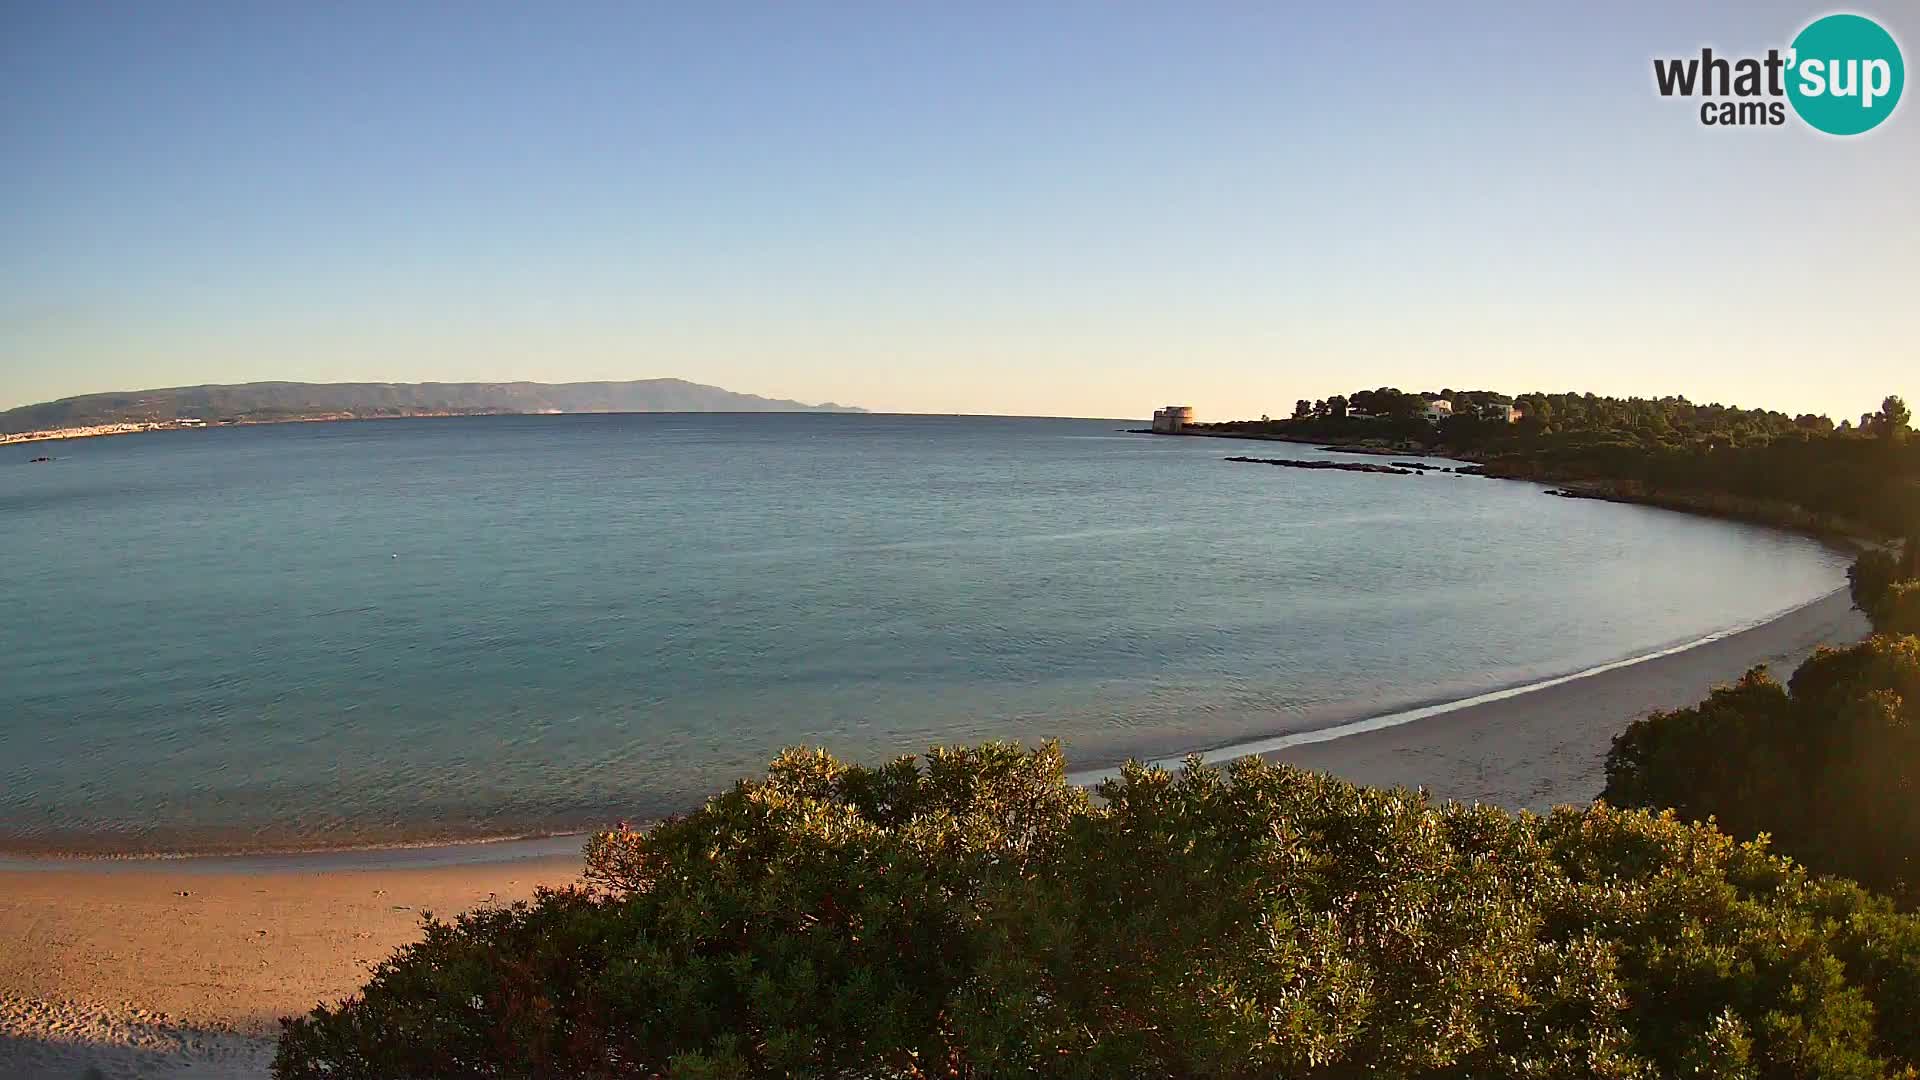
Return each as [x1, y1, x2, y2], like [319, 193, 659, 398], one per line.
[0, 413, 1848, 855]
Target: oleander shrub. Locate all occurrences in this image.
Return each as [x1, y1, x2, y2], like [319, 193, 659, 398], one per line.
[276, 743, 1920, 1078]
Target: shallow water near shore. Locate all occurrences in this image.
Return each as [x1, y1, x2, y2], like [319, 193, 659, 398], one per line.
[0, 413, 1848, 855]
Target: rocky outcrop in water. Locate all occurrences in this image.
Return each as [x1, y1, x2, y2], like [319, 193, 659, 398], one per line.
[1225, 456, 1415, 475]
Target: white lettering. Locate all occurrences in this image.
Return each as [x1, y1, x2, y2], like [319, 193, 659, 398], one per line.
[1800, 57, 1827, 96]
[1830, 58, 1858, 98]
[1863, 59, 1892, 107]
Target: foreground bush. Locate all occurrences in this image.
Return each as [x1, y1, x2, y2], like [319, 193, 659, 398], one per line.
[1606, 633, 1920, 902]
[277, 744, 1920, 1078]
[1880, 581, 1920, 636]
[1850, 537, 1920, 630]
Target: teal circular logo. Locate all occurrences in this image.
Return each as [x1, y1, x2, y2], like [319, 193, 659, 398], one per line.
[1787, 14, 1904, 135]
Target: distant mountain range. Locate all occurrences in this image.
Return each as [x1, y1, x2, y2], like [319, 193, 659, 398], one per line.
[0, 380, 865, 434]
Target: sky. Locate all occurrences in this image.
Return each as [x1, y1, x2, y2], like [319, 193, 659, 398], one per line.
[2, 1, 1915, 421]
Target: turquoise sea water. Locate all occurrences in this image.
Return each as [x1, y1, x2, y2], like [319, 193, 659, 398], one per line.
[0, 414, 1847, 854]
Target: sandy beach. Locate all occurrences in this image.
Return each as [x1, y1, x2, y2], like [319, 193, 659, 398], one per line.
[0, 589, 1870, 1077]
[0, 855, 578, 1078]
[1272, 588, 1868, 808]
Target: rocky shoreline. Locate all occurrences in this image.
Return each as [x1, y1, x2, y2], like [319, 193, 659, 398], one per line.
[1144, 427, 1876, 546]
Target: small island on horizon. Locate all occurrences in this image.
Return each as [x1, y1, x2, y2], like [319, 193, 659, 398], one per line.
[0, 378, 866, 445]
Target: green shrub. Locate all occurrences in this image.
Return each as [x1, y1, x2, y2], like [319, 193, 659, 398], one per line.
[1851, 540, 1920, 631]
[1851, 548, 1903, 621]
[1882, 581, 1920, 636]
[278, 743, 1920, 1078]
[1606, 634, 1920, 903]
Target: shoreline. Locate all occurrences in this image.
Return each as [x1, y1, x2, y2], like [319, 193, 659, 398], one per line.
[1271, 585, 1866, 809]
[3, 585, 1860, 870]
[0, 831, 587, 875]
[0, 424, 1876, 1074]
[1064, 586, 1857, 797]
[0, 586, 1871, 1075]
[1151, 426, 1888, 548]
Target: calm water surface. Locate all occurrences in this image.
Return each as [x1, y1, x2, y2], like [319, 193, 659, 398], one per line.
[0, 414, 1847, 853]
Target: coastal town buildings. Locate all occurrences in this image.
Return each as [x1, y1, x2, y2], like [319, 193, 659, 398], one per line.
[1421, 398, 1453, 421]
[0, 422, 182, 446]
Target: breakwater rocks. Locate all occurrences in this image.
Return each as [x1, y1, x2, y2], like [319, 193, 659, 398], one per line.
[1225, 455, 1416, 476]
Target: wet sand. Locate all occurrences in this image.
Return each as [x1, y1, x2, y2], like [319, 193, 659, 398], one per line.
[0, 589, 1870, 1076]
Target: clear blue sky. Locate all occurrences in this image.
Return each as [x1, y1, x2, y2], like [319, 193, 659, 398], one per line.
[3, 1, 1914, 420]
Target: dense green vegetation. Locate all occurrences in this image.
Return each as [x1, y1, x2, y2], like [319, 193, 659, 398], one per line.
[1607, 540, 1920, 904]
[1851, 540, 1920, 636]
[1207, 390, 1920, 539]
[1603, 634, 1920, 905]
[277, 744, 1920, 1078]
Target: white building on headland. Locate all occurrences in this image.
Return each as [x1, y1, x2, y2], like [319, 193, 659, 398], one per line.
[1422, 398, 1453, 421]
[1151, 405, 1196, 433]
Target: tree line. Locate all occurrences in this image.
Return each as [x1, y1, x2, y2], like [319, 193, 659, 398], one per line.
[1210, 390, 1918, 539]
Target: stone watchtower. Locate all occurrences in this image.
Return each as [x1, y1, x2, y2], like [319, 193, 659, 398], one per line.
[1150, 405, 1196, 433]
